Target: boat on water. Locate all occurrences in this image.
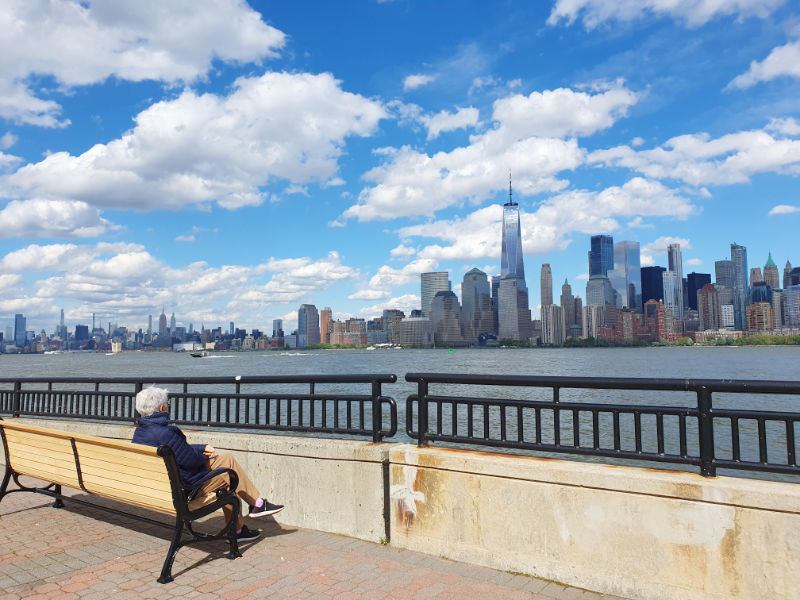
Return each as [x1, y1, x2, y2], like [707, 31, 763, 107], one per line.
[189, 350, 209, 358]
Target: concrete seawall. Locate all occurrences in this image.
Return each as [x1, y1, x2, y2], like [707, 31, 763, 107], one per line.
[3, 417, 799, 600]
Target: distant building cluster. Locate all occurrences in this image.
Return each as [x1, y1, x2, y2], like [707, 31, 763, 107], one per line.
[5, 187, 800, 352]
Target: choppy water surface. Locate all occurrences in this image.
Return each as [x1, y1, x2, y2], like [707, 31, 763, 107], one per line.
[4, 346, 800, 480]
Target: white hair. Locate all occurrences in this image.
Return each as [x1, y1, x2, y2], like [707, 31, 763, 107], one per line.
[135, 386, 169, 417]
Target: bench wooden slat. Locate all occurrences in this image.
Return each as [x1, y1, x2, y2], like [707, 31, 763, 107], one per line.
[4, 455, 81, 488]
[3, 429, 82, 453]
[74, 444, 169, 476]
[79, 480, 176, 513]
[1, 421, 158, 456]
[76, 454, 173, 482]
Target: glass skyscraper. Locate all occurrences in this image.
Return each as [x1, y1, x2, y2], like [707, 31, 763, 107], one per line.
[731, 243, 748, 330]
[421, 272, 450, 318]
[609, 241, 641, 311]
[497, 182, 530, 341]
[667, 243, 683, 319]
[460, 268, 495, 341]
[589, 235, 614, 277]
[297, 303, 320, 347]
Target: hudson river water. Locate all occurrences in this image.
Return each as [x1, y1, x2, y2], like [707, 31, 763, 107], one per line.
[4, 346, 800, 480]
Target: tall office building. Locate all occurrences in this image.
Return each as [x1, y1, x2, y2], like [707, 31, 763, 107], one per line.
[715, 260, 735, 288]
[421, 272, 450, 318]
[501, 180, 525, 282]
[169, 312, 176, 333]
[784, 261, 794, 289]
[430, 291, 464, 345]
[667, 244, 683, 318]
[560, 279, 575, 329]
[158, 308, 168, 337]
[541, 304, 565, 345]
[749, 267, 763, 285]
[320, 307, 332, 344]
[272, 319, 284, 338]
[686, 272, 711, 311]
[589, 235, 614, 277]
[460, 268, 495, 342]
[730, 243, 748, 330]
[763, 253, 780, 289]
[297, 304, 320, 347]
[662, 271, 680, 319]
[497, 179, 531, 341]
[586, 275, 614, 306]
[697, 284, 721, 331]
[14, 313, 26, 347]
[540, 264, 553, 308]
[641, 266, 666, 304]
[610, 241, 642, 310]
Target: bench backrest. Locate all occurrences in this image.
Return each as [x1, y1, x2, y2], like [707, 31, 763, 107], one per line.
[0, 421, 178, 515]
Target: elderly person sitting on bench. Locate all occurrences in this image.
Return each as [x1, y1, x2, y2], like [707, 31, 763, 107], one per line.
[133, 386, 283, 541]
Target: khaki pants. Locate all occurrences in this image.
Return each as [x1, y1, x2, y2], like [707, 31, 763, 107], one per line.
[196, 453, 261, 529]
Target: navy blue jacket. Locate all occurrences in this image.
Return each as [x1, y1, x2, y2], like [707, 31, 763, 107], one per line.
[132, 412, 209, 487]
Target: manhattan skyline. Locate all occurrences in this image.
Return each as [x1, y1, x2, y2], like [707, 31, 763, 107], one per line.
[0, 1, 799, 334]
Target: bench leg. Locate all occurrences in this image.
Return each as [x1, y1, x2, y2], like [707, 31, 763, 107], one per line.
[0, 466, 10, 503]
[158, 517, 184, 584]
[52, 484, 64, 508]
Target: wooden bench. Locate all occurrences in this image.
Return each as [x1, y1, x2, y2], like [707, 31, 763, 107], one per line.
[0, 419, 244, 583]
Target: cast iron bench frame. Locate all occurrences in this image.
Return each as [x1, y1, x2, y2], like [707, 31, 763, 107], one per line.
[0, 418, 244, 583]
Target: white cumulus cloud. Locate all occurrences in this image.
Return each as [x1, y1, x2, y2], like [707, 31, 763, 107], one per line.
[343, 82, 639, 222]
[589, 126, 800, 186]
[0, 199, 118, 238]
[548, 0, 783, 29]
[728, 40, 800, 90]
[769, 204, 800, 215]
[0, 0, 285, 127]
[423, 107, 480, 140]
[2, 72, 387, 211]
[403, 74, 436, 90]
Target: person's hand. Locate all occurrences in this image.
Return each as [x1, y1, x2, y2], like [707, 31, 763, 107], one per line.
[203, 445, 215, 457]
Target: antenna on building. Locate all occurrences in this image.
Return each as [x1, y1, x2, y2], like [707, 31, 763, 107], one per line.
[505, 169, 517, 206]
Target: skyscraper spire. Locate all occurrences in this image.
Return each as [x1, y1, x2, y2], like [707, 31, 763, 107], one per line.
[506, 170, 516, 206]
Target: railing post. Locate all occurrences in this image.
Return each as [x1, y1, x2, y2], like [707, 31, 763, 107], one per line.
[418, 380, 428, 447]
[12, 381, 21, 417]
[371, 380, 382, 443]
[697, 386, 716, 477]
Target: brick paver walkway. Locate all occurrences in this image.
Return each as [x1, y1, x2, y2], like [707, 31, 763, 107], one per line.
[1, 484, 627, 600]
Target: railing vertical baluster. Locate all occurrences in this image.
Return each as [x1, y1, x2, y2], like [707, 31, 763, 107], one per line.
[517, 406, 524, 443]
[467, 402, 474, 439]
[535, 407, 542, 444]
[757, 419, 768, 464]
[697, 386, 716, 477]
[634, 411, 642, 453]
[656, 412, 665, 455]
[613, 410, 620, 451]
[371, 380, 382, 443]
[572, 409, 579, 447]
[417, 380, 429, 447]
[592, 411, 600, 449]
[731, 417, 741, 462]
[786, 420, 796, 467]
[553, 386, 560, 447]
[500, 405, 507, 441]
[679, 414, 687, 457]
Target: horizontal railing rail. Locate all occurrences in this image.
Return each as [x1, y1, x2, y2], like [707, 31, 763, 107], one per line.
[405, 373, 800, 477]
[0, 375, 398, 442]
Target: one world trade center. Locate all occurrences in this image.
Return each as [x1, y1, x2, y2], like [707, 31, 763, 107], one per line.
[497, 176, 531, 341]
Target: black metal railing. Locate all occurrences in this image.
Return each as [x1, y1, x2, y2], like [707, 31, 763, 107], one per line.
[0, 375, 398, 442]
[405, 373, 800, 478]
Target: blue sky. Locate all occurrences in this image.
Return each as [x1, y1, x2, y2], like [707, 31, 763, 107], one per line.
[1, 0, 799, 334]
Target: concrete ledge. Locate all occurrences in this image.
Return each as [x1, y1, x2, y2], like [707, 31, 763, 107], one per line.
[388, 444, 800, 600]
